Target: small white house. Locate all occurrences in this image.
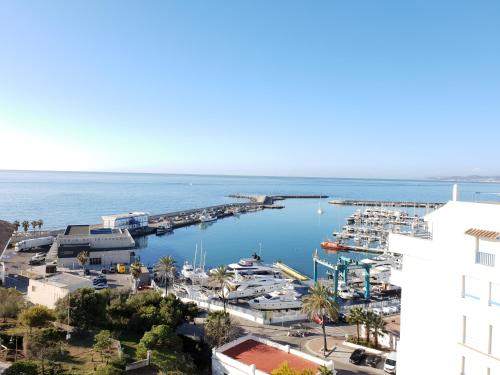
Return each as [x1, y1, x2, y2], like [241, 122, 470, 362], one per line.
[212, 334, 335, 375]
[27, 272, 92, 309]
[102, 212, 149, 231]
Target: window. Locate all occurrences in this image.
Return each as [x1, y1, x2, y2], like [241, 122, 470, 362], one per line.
[90, 257, 102, 265]
[464, 276, 481, 300]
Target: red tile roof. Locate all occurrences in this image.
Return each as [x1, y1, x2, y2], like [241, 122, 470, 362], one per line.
[223, 339, 320, 374]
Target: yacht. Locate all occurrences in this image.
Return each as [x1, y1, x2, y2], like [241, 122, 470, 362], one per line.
[181, 261, 194, 279]
[248, 289, 302, 310]
[199, 210, 217, 223]
[212, 253, 281, 277]
[222, 275, 290, 300]
[156, 222, 173, 235]
[337, 282, 355, 299]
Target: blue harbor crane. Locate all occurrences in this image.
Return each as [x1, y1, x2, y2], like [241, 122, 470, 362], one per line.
[312, 250, 372, 301]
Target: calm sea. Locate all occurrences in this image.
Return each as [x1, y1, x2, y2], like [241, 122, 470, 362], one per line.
[1, 170, 499, 276]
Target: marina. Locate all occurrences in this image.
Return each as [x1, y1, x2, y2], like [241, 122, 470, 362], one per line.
[329, 199, 444, 208]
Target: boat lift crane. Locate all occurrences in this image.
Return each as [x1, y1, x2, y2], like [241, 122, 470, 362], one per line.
[312, 250, 372, 300]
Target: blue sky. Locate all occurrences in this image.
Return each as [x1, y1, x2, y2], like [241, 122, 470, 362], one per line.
[0, 1, 499, 178]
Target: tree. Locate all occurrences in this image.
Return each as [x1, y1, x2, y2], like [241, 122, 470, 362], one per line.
[76, 251, 89, 272]
[4, 360, 38, 375]
[12, 220, 20, 232]
[19, 305, 55, 333]
[27, 328, 62, 375]
[271, 362, 315, 375]
[363, 310, 377, 344]
[301, 283, 339, 357]
[204, 311, 240, 348]
[154, 256, 176, 296]
[94, 329, 113, 363]
[22, 220, 30, 232]
[0, 288, 25, 322]
[346, 307, 365, 344]
[55, 288, 108, 331]
[371, 313, 387, 349]
[30, 220, 38, 232]
[318, 365, 334, 375]
[210, 265, 231, 313]
[136, 324, 196, 373]
[159, 293, 198, 329]
[37, 219, 44, 231]
[129, 261, 142, 292]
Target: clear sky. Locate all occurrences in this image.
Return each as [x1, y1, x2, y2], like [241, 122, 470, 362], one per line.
[0, 1, 499, 178]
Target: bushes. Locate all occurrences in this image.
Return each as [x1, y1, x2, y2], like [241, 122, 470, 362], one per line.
[4, 361, 38, 375]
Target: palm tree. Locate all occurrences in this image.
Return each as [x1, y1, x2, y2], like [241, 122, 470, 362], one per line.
[363, 310, 377, 344]
[76, 251, 89, 272]
[22, 220, 30, 233]
[154, 256, 176, 296]
[130, 261, 143, 292]
[302, 283, 339, 356]
[37, 219, 44, 232]
[30, 220, 38, 232]
[346, 307, 365, 344]
[210, 265, 231, 313]
[12, 220, 20, 232]
[371, 313, 387, 349]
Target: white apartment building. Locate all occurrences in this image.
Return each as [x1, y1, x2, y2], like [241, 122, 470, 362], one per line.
[389, 189, 499, 375]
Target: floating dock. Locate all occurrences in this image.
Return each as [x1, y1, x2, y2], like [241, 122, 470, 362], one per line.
[329, 199, 443, 208]
[274, 261, 309, 281]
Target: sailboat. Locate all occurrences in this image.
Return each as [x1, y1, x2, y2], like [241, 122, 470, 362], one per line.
[317, 195, 324, 215]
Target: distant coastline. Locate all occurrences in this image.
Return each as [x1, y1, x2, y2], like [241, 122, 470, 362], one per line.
[429, 175, 500, 183]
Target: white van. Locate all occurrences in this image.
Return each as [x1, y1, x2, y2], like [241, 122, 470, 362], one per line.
[384, 351, 397, 374]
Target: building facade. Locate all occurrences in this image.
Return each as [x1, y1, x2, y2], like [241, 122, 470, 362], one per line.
[47, 225, 136, 268]
[389, 197, 500, 375]
[102, 212, 149, 231]
[27, 272, 92, 309]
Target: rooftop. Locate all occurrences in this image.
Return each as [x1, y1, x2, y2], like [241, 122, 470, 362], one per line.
[37, 272, 91, 288]
[465, 227, 500, 240]
[222, 339, 321, 374]
[64, 225, 90, 236]
[102, 212, 149, 220]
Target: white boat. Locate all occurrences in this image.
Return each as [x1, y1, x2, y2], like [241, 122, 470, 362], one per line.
[156, 222, 173, 235]
[222, 275, 290, 300]
[199, 210, 217, 223]
[248, 289, 303, 310]
[181, 261, 194, 279]
[337, 282, 355, 299]
[223, 253, 281, 277]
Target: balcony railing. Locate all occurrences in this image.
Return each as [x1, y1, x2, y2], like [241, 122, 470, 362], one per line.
[475, 251, 495, 267]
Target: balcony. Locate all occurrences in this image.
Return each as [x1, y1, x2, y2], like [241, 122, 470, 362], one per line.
[475, 251, 495, 267]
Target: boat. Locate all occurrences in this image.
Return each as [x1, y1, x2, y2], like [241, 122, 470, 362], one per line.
[213, 253, 281, 277]
[222, 275, 290, 300]
[320, 241, 350, 251]
[181, 261, 194, 279]
[248, 289, 302, 310]
[199, 210, 217, 223]
[156, 222, 173, 235]
[337, 282, 355, 299]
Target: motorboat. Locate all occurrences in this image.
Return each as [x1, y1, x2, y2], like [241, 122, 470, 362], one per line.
[222, 275, 290, 300]
[212, 253, 281, 277]
[199, 210, 217, 223]
[181, 261, 194, 279]
[320, 241, 350, 251]
[156, 222, 173, 235]
[248, 289, 302, 310]
[337, 282, 355, 299]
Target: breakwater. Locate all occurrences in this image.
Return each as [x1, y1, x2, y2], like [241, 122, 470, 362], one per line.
[328, 199, 443, 208]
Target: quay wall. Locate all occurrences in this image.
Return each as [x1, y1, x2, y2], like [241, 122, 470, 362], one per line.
[329, 199, 443, 208]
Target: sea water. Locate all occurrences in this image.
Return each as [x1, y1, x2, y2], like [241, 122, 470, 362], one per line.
[1, 170, 499, 276]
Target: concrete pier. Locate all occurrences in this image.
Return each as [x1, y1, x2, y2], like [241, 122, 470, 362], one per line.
[329, 199, 443, 208]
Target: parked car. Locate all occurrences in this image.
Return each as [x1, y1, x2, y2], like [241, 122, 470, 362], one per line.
[108, 266, 116, 274]
[93, 275, 107, 285]
[349, 349, 367, 365]
[366, 354, 381, 368]
[84, 269, 90, 276]
[94, 282, 109, 290]
[100, 268, 108, 274]
[384, 351, 397, 373]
